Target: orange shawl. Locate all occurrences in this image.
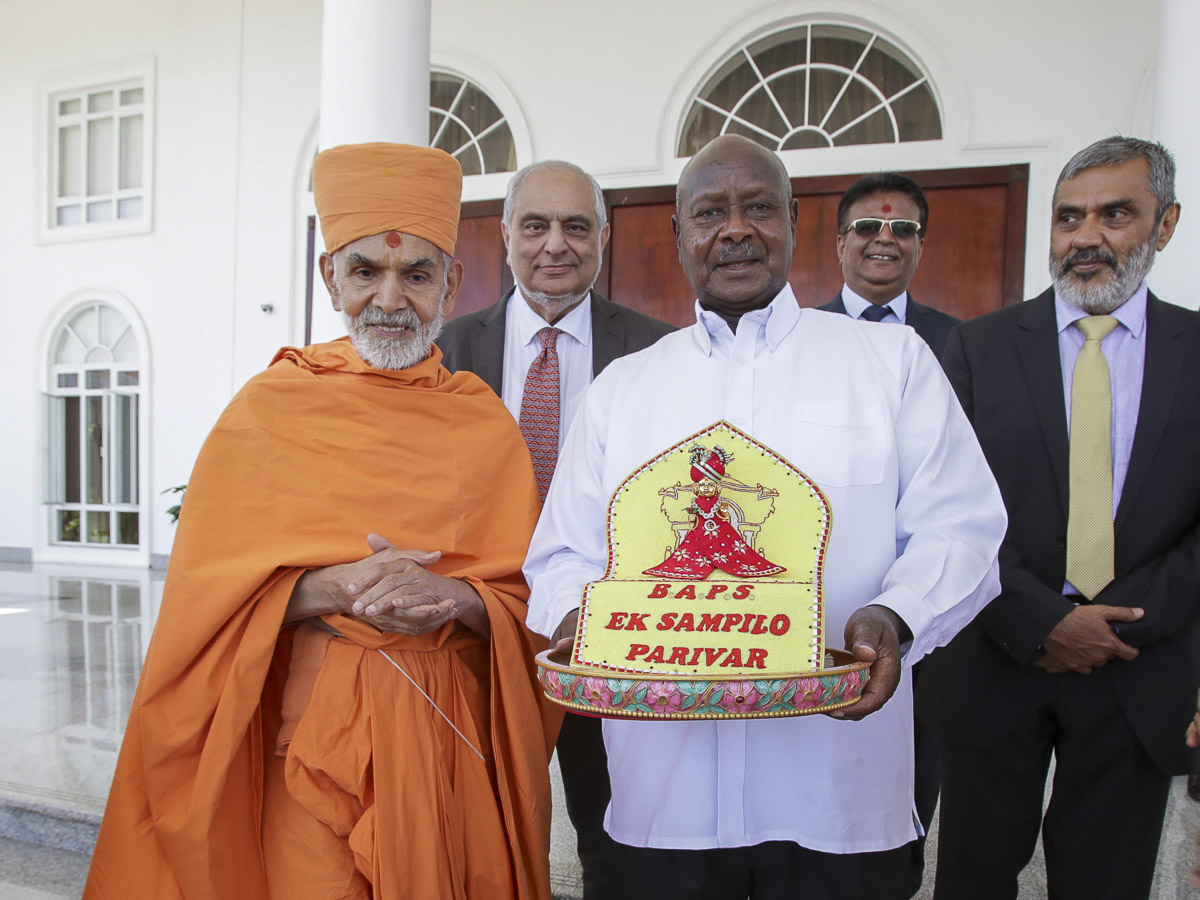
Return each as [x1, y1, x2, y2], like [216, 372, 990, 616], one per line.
[85, 341, 555, 899]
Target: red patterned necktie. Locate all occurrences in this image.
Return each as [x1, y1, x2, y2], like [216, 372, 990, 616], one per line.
[519, 327, 562, 500]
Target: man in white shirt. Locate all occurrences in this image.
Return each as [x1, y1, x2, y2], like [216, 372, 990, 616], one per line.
[524, 134, 1007, 899]
[439, 160, 673, 898]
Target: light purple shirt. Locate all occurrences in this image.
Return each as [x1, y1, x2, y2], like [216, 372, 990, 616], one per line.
[1054, 281, 1147, 522]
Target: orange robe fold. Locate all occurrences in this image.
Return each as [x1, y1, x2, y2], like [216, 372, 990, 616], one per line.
[85, 341, 556, 900]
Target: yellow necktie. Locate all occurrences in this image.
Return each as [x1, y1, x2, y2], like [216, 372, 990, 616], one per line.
[1065, 315, 1119, 599]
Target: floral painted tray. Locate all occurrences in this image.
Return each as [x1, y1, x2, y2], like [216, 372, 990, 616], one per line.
[535, 646, 869, 720]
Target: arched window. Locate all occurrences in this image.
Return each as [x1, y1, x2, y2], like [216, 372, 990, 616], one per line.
[679, 22, 942, 156]
[429, 71, 517, 176]
[45, 302, 143, 547]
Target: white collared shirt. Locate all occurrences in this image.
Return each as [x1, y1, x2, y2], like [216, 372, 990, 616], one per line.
[524, 286, 1006, 853]
[501, 289, 594, 453]
[841, 283, 909, 324]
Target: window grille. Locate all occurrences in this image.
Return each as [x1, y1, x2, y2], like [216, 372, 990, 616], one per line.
[680, 23, 942, 156]
[430, 71, 517, 176]
[46, 303, 142, 548]
[50, 76, 150, 231]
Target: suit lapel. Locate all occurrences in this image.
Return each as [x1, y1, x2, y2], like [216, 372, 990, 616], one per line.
[1015, 291, 1070, 514]
[823, 292, 849, 316]
[1115, 294, 1183, 533]
[467, 291, 511, 394]
[906, 295, 929, 339]
[590, 294, 624, 376]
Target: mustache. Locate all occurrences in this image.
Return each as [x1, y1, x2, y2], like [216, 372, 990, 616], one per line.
[1062, 248, 1118, 271]
[716, 241, 759, 265]
[356, 306, 423, 328]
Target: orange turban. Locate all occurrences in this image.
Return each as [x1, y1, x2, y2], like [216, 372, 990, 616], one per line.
[312, 143, 462, 256]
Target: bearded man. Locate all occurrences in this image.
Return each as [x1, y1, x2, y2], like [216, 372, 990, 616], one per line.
[84, 143, 555, 900]
[918, 136, 1200, 900]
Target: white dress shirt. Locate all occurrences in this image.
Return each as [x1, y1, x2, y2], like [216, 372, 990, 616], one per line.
[841, 283, 908, 324]
[501, 289, 594, 453]
[524, 286, 1006, 853]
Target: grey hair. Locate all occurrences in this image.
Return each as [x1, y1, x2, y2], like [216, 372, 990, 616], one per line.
[502, 160, 607, 229]
[675, 136, 792, 214]
[1055, 136, 1177, 222]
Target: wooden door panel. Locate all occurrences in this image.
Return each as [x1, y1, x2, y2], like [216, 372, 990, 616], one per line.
[608, 203, 695, 326]
[452, 210, 506, 317]
[788, 193, 843, 308]
[446, 165, 1028, 329]
[909, 184, 1010, 320]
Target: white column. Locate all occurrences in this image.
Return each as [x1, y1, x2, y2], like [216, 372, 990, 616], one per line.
[318, 0, 430, 149]
[1150, 0, 1198, 308]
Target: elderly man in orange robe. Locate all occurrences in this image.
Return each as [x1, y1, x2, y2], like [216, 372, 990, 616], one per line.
[84, 143, 555, 900]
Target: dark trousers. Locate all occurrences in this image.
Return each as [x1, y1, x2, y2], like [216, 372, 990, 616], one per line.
[600, 839, 910, 900]
[556, 712, 645, 899]
[933, 670, 1171, 900]
[906, 660, 940, 898]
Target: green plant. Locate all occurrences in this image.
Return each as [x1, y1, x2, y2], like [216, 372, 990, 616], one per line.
[59, 512, 80, 542]
[163, 484, 187, 524]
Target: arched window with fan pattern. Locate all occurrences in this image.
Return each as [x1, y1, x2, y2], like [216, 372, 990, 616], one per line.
[429, 71, 517, 176]
[679, 22, 942, 156]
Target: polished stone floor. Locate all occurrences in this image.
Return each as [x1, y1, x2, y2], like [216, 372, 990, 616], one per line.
[0, 563, 161, 826]
[0, 560, 1195, 899]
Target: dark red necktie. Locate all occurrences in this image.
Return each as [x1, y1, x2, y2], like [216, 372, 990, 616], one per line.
[519, 327, 562, 500]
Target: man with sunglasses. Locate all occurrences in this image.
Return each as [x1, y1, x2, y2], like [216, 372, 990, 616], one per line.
[820, 173, 959, 358]
[819, 172, 959, 898]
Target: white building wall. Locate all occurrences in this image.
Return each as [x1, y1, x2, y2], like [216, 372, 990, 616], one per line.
[2, 0, 246, 561]
[0, 0, 1179, 563]
[229, 0, 324, 387]
[1151, 0, 1199, 306]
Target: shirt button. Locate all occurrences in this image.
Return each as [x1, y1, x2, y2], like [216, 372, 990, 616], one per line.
[736, 356, 748, 365]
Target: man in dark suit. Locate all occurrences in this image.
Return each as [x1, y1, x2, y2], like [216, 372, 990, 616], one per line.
[820, 172, 953, 898]
[439, 159, 673, 899]
[819, 172, 958, 357]
[918, 136, 1199, 900]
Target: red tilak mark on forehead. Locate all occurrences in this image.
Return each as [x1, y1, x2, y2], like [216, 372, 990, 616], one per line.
[881, 204, 892, 213]
[385, 231, 403, 248]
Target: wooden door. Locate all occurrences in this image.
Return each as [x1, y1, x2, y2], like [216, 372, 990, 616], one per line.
[451, 164, 1029, 328]
[451, 199, 512, 317]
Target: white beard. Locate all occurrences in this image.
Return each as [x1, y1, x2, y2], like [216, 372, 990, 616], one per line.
[1050, 235, 1156, 315]
[512, 270, 599, 318]
[343, 301, 445, 370]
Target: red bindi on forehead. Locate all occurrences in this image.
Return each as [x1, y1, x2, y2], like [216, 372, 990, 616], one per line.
[385, 231, 403, 248]
[881, 204, 892, 213]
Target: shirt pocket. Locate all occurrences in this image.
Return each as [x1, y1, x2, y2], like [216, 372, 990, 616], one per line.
[790, 399, 886, 487]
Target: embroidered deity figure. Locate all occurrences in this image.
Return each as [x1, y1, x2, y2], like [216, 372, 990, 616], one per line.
[643, 446, 786, 579]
